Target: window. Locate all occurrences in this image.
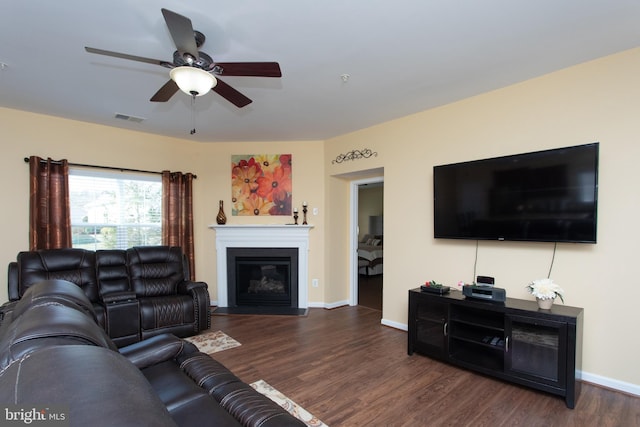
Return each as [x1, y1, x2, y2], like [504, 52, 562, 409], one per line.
[69, 168, 162, 250]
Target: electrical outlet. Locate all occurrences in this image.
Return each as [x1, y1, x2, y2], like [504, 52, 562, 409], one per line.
[312, 279, 319, 287]
[313, 207, 318, 215]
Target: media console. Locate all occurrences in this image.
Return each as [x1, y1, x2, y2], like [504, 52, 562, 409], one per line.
[408, 288, 583, 408]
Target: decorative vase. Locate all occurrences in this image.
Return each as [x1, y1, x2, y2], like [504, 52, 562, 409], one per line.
[536, 297, 554, 310]
[216, 200, 227, 225]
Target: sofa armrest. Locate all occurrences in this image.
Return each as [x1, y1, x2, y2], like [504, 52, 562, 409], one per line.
[178, 281, 211, 331]
[119, 333, 197, 369]
[177, 280, 207, 294]
[180, 353, 306, 427]
[102, 291, 137, 304]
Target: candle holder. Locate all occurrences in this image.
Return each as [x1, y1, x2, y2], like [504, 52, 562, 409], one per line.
[293, 209, 299, 225]
[302, 205, 308, 225]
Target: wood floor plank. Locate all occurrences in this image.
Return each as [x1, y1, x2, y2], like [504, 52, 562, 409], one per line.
[209, 306, 639, 426]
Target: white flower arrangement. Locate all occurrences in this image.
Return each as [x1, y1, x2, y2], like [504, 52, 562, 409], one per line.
[526, 278, 564, 303]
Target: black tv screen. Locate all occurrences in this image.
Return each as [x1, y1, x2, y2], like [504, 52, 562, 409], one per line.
[433, 143, 599, 243]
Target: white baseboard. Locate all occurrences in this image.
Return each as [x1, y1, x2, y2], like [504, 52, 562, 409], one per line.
[581, 371, 640, 396]
[381, 318, 408, 331]
[308, 300, 349, 309]
[211, 301, 349, 309]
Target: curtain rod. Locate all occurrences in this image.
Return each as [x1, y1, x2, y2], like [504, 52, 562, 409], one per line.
[23, 157, 197, 179]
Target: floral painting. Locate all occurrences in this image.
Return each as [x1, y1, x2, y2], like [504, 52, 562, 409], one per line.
[231, 154, 292, 216]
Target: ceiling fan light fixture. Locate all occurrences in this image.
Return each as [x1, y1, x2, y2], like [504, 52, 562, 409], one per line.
[170, 66, 217, 96]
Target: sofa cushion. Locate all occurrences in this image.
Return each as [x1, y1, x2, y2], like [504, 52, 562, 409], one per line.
[127, 246, 185, 297]
[168, 393, 242, 427]
[139, 295, 195, 330]
[16, 249, 99, 302]
[0, 345, 178, 427]
[96, 249, 130, 295]
[143, 360, 242, 426]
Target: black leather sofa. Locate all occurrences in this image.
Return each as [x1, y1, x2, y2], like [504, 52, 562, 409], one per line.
[0, 280, 305, 427]
[4, 246, 210, 346]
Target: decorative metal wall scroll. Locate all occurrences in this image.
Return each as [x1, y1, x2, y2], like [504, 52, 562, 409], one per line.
[332, 148, 378, 164]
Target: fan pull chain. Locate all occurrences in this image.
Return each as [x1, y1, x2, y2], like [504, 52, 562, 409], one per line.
[190, 94, 197, 135]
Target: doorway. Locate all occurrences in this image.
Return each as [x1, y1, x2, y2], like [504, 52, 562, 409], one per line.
[350, 177, 384, 312]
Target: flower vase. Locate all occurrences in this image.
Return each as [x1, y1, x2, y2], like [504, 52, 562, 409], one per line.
[536, 297, 554, 310]
[216, 200, 227, 225]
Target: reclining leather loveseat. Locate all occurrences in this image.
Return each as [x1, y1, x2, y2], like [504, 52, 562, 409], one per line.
[4, 246, 210, 347]
[0, 280, 305, 427]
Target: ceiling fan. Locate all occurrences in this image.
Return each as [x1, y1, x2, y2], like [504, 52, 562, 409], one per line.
[85, 8, 281, 108]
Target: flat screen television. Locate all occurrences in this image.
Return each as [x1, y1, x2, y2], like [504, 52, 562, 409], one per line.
[433, 143, 599, 243]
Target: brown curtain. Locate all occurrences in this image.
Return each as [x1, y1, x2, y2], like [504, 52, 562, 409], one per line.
[29, 156, 72, 250]
[162, 171, 195, 280]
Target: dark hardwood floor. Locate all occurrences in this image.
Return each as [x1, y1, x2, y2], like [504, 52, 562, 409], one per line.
[358, 273, 382, 311]
[210, 306, 639, 426]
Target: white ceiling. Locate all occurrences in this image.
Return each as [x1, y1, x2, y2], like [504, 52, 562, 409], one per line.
[1, 1, 640, 143]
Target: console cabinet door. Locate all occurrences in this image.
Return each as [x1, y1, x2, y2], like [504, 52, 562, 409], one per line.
[408, 293, 448, 359]
[505, 314, 567, 389]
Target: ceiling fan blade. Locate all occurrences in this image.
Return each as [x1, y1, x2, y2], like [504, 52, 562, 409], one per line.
[161, 8, 199, 61]
[215, 62, 282, 77]
[213, 79, 253, 108]
[85, 47, 171, 67]
[150, 79, 180, 102]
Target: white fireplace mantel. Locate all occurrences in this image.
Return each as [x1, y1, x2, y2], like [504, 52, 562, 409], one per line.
[209, 224, 313, 308]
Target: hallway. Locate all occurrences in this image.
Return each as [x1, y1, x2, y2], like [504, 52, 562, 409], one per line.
[358, 273, 382, 311]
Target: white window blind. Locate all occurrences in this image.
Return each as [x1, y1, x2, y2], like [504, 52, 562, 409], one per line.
[69, 168, 162, 250]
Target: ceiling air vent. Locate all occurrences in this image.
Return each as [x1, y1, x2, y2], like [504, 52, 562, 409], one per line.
[114, 113, 145, 123]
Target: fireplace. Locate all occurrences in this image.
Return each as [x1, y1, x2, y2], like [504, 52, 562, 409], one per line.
[227, 247, 298, 308]
[209, 224, 312, 309]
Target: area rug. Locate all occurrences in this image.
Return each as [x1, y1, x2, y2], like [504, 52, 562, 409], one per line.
[251, 379, 328, 427]
[184, 330, 241, 354]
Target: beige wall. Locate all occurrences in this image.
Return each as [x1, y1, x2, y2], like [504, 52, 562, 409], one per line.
[325, 48, 640, 390]
[0, 109, 326, 306]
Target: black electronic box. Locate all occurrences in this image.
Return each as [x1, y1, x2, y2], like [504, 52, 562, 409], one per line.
[462, 284, 506, 302]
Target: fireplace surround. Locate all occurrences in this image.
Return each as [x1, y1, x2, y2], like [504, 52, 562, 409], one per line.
[209, 224, 312, 309]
